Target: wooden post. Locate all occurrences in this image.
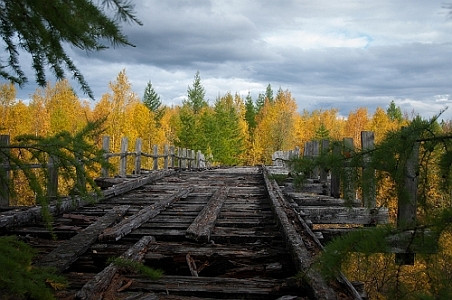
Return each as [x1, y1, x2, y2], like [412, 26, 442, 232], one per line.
[0, 135, 10, 206]
[163, 145, 169, 169]
[47, 155, 58, 199]
[330, 143, 341, 198]
[320, 139, 329, 183]
[101, 136, 110, 177]
[119, 137, 128, 177]
[181, 148, 187, 169]
[343, 138, 355, 202]
[170, 146, 175, 168]
[177, 147, 182, 169]
[361, 131, 376, 208]
[190, 150, 195, 169]
[312, 140, 320, 179]
[396, 141, 420, 265]
[75, 155, 86, 193]
[153, 145, 159, 170]
[196, 150, 201, 169]
[134, 138, 142, 175]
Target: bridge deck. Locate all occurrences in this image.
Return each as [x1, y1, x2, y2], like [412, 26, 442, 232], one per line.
[0, 166, 372, 299]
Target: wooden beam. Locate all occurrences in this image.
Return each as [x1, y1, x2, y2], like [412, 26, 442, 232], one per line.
[301, 206, 389, 225]
[76, 235, 155, 300]
[186, 186, 229, 243]
[38, 205, 130, 272]
[99, 187, 192, 241]
[262, 167, 338, 299]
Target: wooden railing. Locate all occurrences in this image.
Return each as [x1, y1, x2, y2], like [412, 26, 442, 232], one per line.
[0, 134, 209, 206]
[100, 136, 209, 177]
[273, 131, 422, 264]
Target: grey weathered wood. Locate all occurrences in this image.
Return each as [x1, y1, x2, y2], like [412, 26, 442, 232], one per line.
[320, 139, 329, 183]
[343, 137, 355, 202]
[170, 146, 175, 168]
[330, 143, 341, 198]
[301, 206, 389, 225]
[38, 205, 130, 272]
[153, 144, 158, 170]
[47, 156, 58, 198]
[0, 135, 10, 206]
[361, 131, 376, 208]
[186, 187, 229, 243]
[163, 145, 169, 169]
[262, 167, 338, 299]
[119, 137, 128, 177]
[396, 141, 420, 265]
[1, 170, 175, 229]
[76, 235, 155, 300]
[134, 138, 142, 174]
[100, 187, 192, 241]
[101, 136, 110, 177]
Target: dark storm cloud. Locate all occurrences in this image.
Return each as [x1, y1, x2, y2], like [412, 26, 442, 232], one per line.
[7, 0, 452, 120]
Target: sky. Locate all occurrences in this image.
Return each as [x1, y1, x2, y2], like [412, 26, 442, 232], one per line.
[8, 0, 452, 121]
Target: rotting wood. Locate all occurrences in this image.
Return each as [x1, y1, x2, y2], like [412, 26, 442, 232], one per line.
[76, 235, 155, 300]
[262, 166, 338, 299]
[185, 186, 229, 243]
[301, 206, 389, 225]
[285, 192, 361, 207]
[0, 170, 175, 230]
[99, 187, 192, 241]
[38, 205, 130, 272]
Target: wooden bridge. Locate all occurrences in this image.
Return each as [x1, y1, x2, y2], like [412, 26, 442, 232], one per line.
[0, 163, 390, 299]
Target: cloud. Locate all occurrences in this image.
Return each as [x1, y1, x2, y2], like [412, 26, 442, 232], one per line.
[5, 0, 452, 122]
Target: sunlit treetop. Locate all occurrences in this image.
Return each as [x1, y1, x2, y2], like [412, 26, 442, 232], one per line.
[0, 0, 142, 99]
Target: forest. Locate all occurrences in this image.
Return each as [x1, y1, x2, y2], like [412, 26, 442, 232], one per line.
[1, 69, 452, 299]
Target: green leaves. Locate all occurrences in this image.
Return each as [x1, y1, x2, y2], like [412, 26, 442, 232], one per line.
[0, 0, 141, 99]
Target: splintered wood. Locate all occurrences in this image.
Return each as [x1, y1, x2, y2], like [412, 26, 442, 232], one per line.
[0, 167, 362, 299]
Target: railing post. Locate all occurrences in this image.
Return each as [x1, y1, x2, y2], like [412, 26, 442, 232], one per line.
[361, 131, 376, 208]
[163, 145, 169, 169]
[47, 155, 58, 199]
[343, 138, 355, 202]
[330, 143, 341, 198]
[134, 138, 142, 175]
[101, 136, 110, 177]
[119, 137, 128, 177]
[170, 146, 175, 168]
[181, 148, 187, 169]
[320, 139, 329, 183]
[396, 141, 420, 265]
[153, 145, 159, 170]
[196, 150, 201, 169]
[0, 135, 10, 206]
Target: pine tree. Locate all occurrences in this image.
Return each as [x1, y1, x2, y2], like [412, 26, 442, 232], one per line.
[143, 81, 162, 113]
[387, 100, 403, 123]
[184, 71, 207, 114]
[0, 0, 141, 99]
[244, 92, 257, 134]
[265, 84, 274, 103]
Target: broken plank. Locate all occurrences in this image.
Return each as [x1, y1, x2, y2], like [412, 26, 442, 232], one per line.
[37, 205, 130, 272]
[185, 187, 229, 243]
[76, 235, 155, 300]
[99, 188, 192, 241]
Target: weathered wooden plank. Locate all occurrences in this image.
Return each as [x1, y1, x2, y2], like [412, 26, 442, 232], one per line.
[301, 206, 389, 225]
[185, 187, 229, 243]
[99, 187, 192, 241]
[286, 192, 362, 207]
[126, 275, 302, 298]
[38, 205, 130, 272]
[262, 167, 338, 299]
[0, 170, 175, 229]
[76, 235, 155, 300]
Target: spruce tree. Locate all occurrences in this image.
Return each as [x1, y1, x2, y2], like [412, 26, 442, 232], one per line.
[0, 0, 141, 99]
[185, 71, 207, 114]
[387, 100, 403, 123]
[244, 93, 257, 134]
[143, 81, 162, 113]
